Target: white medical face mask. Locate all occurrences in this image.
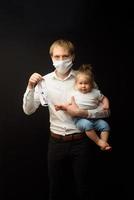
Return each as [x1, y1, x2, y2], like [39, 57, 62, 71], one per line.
[53, 58, 73, 75]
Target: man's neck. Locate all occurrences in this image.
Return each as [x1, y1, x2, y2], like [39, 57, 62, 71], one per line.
[55, 69, 71, 80]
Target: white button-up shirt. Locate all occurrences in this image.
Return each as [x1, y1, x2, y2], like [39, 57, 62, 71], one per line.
[23, 70, 109, 135]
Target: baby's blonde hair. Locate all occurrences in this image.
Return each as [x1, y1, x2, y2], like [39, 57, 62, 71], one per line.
[76, 64, 95, 88]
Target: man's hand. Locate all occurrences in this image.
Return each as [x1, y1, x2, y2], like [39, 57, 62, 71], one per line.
[28, 73, 43, 89]
[54, 104, 67, 111]
[55, 97, 88, 117]
[63, 96, 88, 117]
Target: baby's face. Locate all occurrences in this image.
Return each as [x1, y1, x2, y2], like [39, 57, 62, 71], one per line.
[75, 74, 92, 94]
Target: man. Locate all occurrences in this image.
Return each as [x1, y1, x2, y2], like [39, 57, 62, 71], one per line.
[23, 39, 109, 200]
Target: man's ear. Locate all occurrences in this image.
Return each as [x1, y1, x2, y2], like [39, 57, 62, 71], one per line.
[72, 55, 75, 61]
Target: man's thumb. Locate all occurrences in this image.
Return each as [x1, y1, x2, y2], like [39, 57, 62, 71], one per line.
[71, 96, 76, 104]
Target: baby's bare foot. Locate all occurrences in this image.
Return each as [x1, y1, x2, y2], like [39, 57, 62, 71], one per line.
[102, 145, 112, 151]
[97, 139, 108, 149]
[97, 139, 112, 152]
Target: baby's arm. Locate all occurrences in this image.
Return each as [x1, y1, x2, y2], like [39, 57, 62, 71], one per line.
[100, 96, 109, 110]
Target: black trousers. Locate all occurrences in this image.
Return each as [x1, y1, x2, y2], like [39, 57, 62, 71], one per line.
[47, 135, 93, 200]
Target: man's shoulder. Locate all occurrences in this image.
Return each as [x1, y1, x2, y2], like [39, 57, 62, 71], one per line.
[72, 69, 78, 75]
[43, 71, 54, 79]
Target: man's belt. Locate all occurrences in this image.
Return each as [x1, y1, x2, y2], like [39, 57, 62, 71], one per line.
[51, 132, 85, 142]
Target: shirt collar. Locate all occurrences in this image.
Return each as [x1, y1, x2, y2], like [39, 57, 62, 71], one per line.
[52, 69, 76, 80]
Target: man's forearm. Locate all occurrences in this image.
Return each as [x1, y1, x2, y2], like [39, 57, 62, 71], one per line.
[77, 109, 88, 118]
[87, 106, 110, 118]
[65, 96, 110, 119]
[74, 108, 110, 119]
[23, 88, 40, 115]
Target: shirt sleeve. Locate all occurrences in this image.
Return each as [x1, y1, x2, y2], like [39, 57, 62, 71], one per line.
[23, 86, 41, 115]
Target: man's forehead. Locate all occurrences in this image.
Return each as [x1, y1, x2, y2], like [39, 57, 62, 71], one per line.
[53, 46, 70, 54]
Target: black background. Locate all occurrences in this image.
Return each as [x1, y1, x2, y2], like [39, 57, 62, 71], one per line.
[0, 1, 133, 199]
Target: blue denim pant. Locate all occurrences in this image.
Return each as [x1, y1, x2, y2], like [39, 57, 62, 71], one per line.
[74, 118, 110, 132]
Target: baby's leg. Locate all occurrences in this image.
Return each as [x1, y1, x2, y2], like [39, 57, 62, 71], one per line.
[100, 131, 109, 142]
[94, 120, 112, 151]
[100, 131, 112, 151]
[75, 119, 110, 150]
[86, 130, 111, 150]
